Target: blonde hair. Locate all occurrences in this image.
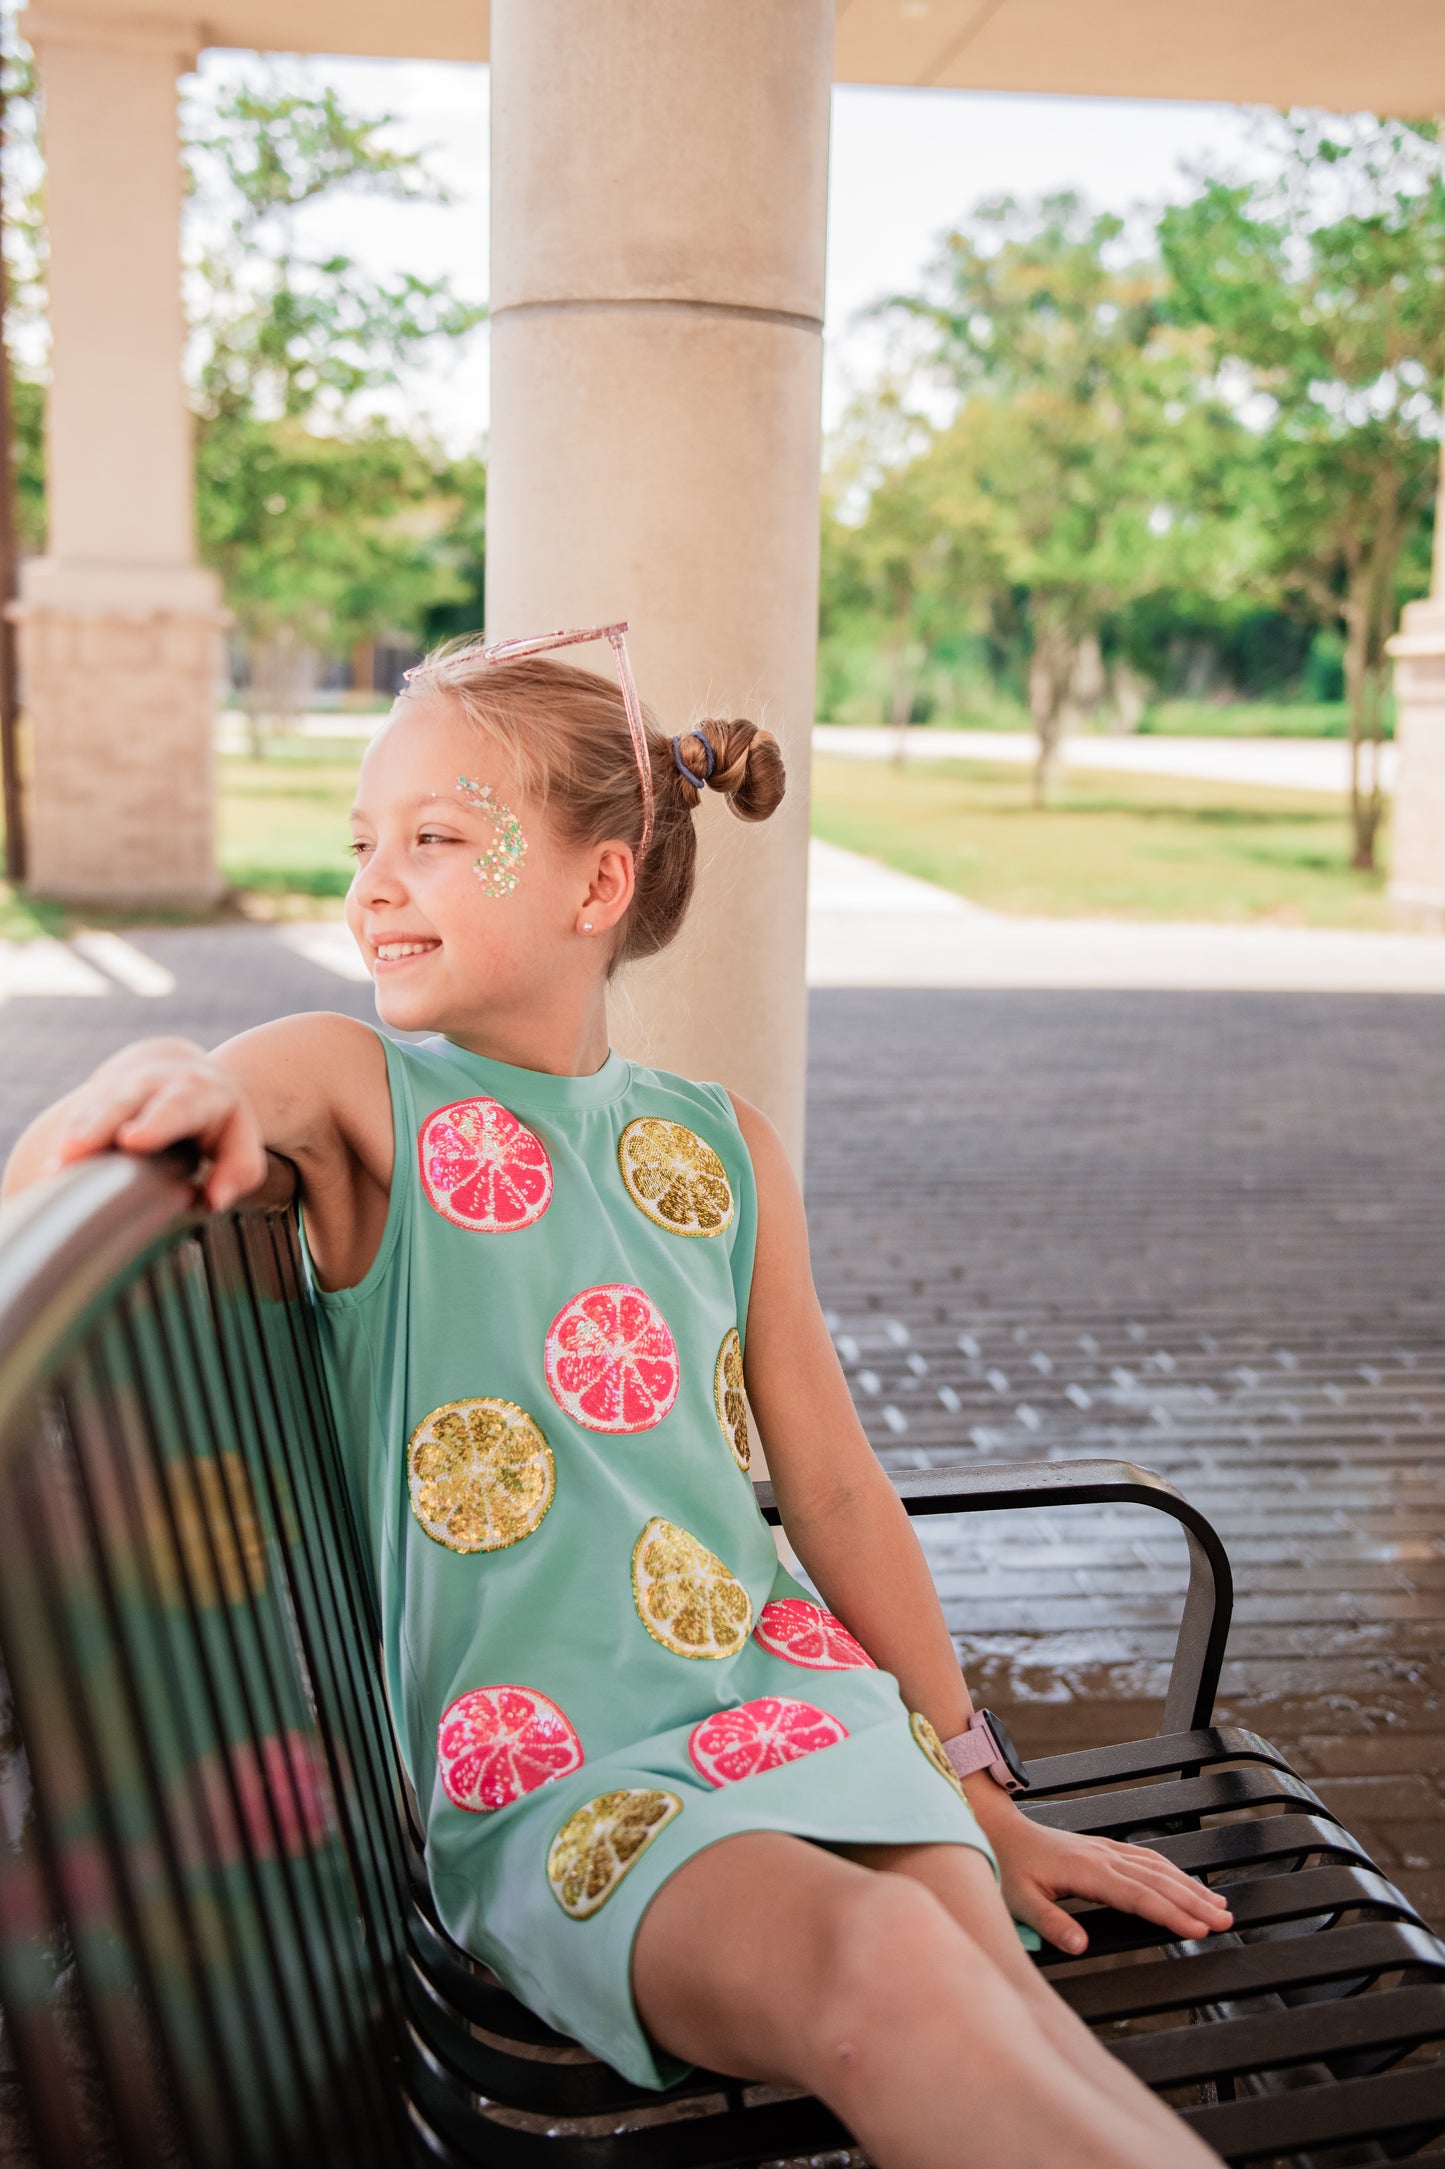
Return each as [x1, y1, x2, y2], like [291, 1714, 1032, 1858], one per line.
[395, 643, 786, 966]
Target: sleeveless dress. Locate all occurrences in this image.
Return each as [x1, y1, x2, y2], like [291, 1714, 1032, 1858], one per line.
[305, 1031, 999, 2088]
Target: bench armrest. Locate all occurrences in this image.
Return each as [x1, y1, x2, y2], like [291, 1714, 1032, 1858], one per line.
[753, 1458, 1233, 1737]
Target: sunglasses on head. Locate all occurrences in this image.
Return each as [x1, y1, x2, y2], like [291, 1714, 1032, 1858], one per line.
[406, 622, 654, 865]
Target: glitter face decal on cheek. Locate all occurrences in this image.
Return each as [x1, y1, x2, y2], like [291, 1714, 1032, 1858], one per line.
[455, 775, 527, 898]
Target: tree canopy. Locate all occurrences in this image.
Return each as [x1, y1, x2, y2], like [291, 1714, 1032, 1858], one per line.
[831, 119, 1444, 859]
[1161, 114, 1445, 866]
[186, 74, 486, 723]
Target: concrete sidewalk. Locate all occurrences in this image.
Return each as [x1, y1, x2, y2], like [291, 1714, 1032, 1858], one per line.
[813, 722, 1398, 798]
[807, 839, 1445, 993]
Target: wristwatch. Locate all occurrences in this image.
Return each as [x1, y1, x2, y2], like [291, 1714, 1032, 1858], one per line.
[940, 1709, 1030, 1795]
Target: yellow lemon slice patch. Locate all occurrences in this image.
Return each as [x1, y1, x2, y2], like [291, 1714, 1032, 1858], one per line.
[618, 1118, 734, 1238]
[547, 1788, 682, 1920]
[408, 1397, 555, 1554]
[910, 1710, 968, 1801]
[632, 1517, 753, 1660]
[713, 1329, 751, 1473]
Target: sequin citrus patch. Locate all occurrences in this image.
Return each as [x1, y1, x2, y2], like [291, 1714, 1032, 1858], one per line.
[408, 1397, 555, 1553]
[437, 1685, 583, 1813]
[418, 1096, 553, 1233]
[688, 1697, 848, 1788]
[910, 1711, 968, 1801]
[754, 1599, 877, 1672]
[617, 1118, 735, 1238]
[547, 1788, 682, 1920]
[632, 1517, 753, 1660]
[544, 1284, 680, 1434]
[713, 1329, 750, 1473]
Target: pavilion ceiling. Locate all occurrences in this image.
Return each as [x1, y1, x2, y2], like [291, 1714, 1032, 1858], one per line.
[19, 0, 1445, 110]
[835, 0, 1445, 110]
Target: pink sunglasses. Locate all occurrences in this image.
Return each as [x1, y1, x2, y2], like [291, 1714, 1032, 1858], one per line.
[405, 621, 654, 865]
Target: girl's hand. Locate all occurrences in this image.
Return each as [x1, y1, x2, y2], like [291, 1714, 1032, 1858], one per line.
[974, 1793, 1234, 1955]
[39, 1038, 268, 1212]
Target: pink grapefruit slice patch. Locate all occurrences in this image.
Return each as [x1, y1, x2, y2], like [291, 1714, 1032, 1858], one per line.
[437, 1685, 584, 1814]
[419, 1096, 553, 1233]
[544, 1283, 680, 1434]
[754, 1598, 877, 1672]
[688, 1697, 848, 1787]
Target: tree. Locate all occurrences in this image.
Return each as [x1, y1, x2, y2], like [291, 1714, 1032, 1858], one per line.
[1161, 115, 1445, 871]
[874, 194, 1243, 801]
[828, 450, 968, 757]
[185, 76, 486, 735]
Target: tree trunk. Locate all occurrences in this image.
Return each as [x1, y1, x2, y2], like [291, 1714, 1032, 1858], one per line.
[888, 651, 912, 770]
[1354, 661, 1385, 871]
[1341, 547, 1392, 875]
[887, 606, 914, 771]
[1028, 622, 1075, 809]
[242, 628, 316, 758]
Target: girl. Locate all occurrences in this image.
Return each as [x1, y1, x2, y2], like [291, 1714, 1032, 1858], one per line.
[4, 627, 1230, 2168]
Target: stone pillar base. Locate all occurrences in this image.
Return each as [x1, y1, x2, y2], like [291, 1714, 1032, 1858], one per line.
[1388, 596, 1445, 930]
[18, 598, 226, 907]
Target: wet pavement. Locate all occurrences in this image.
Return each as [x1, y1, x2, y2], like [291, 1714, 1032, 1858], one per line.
[3, 946, 1445, 1928]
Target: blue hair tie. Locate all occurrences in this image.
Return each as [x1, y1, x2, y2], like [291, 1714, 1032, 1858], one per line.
[671, 730, 715, 791]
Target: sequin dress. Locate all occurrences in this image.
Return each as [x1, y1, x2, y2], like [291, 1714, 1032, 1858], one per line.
[307, 1032, 998, 2087]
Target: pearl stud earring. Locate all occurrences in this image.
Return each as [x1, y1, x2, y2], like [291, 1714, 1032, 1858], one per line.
[581, 921, 593, 933]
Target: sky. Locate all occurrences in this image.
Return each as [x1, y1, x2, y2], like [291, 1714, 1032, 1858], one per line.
[191, 52, 1268, 451]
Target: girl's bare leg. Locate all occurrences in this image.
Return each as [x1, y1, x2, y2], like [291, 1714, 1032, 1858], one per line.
[631, 1832, 1219, 2169]
[852, 1840, 1221, 2157]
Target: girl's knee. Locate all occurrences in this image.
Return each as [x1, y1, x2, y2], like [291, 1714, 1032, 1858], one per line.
[808, 1872, 986, 2065]
[829, 1864, 953, 1976]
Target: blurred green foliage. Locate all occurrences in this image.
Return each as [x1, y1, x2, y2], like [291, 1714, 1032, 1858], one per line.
[826, 116, 1444, 871]
[186, 76, 486, 712]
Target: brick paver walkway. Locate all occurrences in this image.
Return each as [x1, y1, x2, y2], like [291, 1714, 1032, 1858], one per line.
[808, 988, 1445, 1930]
[4, 943, 1445, 1928]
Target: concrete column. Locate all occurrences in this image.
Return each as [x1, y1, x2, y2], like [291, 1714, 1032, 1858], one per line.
[1388, 428, 1445, 927]
[486, 0, 832, 1161]
[19, 12, 224, 905]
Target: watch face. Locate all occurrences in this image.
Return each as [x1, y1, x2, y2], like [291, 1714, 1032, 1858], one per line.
[981, 1710, 1030, 1792]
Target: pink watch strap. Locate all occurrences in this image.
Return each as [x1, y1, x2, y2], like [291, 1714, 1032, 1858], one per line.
[941, 1712, 1007, 1786]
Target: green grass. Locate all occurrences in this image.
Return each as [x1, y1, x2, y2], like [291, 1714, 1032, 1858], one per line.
[0, 739, 369, 939]
[0, 883, 70, 940]
[809, 753, 1391, 929]
[218, 740, 371, 906]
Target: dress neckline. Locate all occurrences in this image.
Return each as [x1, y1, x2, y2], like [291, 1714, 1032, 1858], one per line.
[427, 1035, 632, 1114]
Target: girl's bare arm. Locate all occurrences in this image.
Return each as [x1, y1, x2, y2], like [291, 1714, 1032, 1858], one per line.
[732, 1091, 1234, 1953]
[730, 1092, 976, 1737]
[2, 1013, 393, 1294]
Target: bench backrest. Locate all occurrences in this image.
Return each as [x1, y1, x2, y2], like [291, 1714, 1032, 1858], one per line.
[0, 1158, 410, 2168]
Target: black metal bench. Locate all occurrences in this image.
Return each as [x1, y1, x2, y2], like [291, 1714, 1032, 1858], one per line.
[2, 1151, 1444, 2166]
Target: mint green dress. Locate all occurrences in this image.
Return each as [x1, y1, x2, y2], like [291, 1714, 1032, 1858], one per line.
[306, 1032, 997, 2087]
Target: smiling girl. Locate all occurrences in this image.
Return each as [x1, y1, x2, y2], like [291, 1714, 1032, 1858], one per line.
[4, 627, 1228, 2168]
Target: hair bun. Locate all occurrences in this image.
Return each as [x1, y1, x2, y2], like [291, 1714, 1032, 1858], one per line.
[674, 719, 785, 823]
